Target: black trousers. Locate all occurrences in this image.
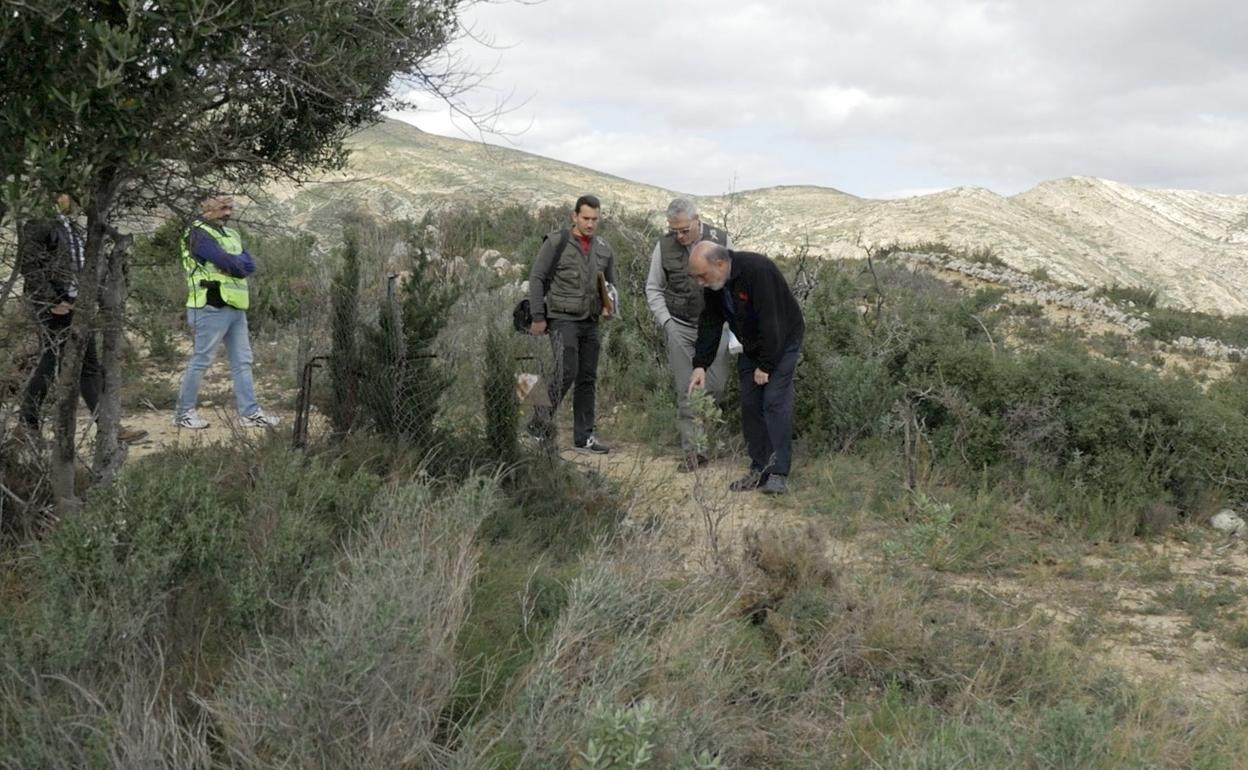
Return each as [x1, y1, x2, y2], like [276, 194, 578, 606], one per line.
[536, 318, 601, 444]
[20, 312, 101, 429]
[738, 342, 800, 477]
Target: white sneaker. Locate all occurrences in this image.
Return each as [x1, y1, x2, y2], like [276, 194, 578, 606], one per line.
[174, 410, 209, 429]
[241, 409, 281, 428]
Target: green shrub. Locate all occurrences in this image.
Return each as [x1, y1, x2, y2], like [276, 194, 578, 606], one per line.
[357, 240, 458, 445]
[482, 322, 520, 467]
[579, 699, 722, 770]
[16, 442, 381, 675]
[245, 230, 322, 333]
[1095, 283, 1159, 310]
[1143, 306, 1248, 348]
[486, 452, 625, 557]
[328, 224, 363, 433]
[792, 259, 1248, 531]
[797, 353, 898, 451]
[428, 202, 564, 262]
[33, 450, 242, 669]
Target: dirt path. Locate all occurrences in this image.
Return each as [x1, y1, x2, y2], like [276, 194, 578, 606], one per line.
[567, 438, 1248, 709]
[557, 440, 875, 574]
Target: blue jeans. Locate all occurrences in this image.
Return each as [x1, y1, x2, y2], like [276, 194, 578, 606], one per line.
[176, 306, 259, 417]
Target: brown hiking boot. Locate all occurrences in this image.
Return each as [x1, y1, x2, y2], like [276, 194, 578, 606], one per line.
[677, 452, 708, 473]
[117, 425, 149, 444]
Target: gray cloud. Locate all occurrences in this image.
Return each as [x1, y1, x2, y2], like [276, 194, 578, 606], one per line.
[397, 0, 1248, 197]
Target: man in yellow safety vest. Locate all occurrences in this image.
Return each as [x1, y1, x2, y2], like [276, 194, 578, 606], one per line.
[173, 194, 279, 429]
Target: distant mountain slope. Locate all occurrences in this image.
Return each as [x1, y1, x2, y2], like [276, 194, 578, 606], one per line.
[264, 118, 677, 226]
[263, 119, 1248, 314]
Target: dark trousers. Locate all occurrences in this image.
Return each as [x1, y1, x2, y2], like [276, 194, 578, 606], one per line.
[536, 318, 601, 444]
[738, 343, 800, 477]
[20, 312, 101, 429]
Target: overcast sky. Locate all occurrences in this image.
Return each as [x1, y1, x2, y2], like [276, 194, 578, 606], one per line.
[390, 0, 1248, 199]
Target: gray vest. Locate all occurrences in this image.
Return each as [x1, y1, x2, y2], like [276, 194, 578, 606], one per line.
[660, 222, 728, 323]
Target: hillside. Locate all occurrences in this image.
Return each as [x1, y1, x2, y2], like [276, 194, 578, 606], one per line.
[263, 119, 1248, 314]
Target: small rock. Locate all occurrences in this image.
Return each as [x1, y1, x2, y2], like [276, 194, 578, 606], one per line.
[492, 256, 518, 276]
[1210, 509, 1245, 536]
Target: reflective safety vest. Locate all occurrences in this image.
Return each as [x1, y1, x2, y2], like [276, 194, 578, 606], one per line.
[181, 221, 249, 310]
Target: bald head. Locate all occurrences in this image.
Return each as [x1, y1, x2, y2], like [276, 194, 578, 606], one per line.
[688, 241, 731, 290]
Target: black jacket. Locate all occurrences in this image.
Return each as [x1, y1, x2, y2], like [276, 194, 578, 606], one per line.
[18, 217, 80, 313]
[692, 250, 804, 374]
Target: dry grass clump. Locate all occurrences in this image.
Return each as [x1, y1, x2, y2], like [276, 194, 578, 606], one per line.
[1, 647, 212, 770]
[736, 523, 838, 621]
[201, 480, 495, 769]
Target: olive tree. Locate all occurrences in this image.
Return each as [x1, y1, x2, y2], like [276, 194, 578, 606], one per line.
[0, 0, 490, 510]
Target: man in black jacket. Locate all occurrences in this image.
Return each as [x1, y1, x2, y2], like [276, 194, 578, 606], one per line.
[17, 194, 147, 444]
[688, 242, 803, 494]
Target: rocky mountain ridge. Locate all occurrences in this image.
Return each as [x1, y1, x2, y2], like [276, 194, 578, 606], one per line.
[263, 119, 1248, 314]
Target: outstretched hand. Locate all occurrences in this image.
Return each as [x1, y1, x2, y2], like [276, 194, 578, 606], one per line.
[688, 367, 707, 394]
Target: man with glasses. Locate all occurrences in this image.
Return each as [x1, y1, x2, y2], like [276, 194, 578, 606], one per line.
[645, 198, 733, 471]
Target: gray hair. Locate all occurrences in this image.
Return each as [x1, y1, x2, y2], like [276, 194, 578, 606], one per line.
[665, 197, 699, 220]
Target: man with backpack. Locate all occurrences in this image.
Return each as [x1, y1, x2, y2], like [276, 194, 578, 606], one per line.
[525, 194, 615, 454]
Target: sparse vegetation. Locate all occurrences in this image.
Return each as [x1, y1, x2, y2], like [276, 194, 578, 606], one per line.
[1096, 283, 1160, 310]
[1143, 305, 1248, 349]
[6, 203, 1248, 769]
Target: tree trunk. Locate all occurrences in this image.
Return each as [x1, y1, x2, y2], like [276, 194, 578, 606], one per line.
[92, 230, 131, 483]
[49, 172, 119, 515]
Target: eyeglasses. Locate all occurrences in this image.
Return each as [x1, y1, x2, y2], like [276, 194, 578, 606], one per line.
[668, 219, 699, 237]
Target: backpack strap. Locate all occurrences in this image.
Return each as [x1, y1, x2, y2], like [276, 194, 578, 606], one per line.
[541, 228, 570, 294]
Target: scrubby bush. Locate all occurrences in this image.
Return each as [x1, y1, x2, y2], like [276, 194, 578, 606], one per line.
[482, 322, 520, 467]
[1095, 283, 1159, 310]
[203, 481, 495, 770]
[329, 225, 363, 433]
[357, 241, 458, 445]
[793, 259, 1248, 530]
[426, 202, 565, 264]
[1143, 305, 1248, 349]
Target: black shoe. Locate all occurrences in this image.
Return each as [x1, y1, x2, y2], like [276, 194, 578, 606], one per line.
[574, 435, 610, 454]
[760, 474, 788, 495]
[729, 471, 767, 492]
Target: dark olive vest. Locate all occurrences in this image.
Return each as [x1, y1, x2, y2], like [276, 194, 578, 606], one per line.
[660, 222, 729, 323]
[546, 230, 613, 320]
